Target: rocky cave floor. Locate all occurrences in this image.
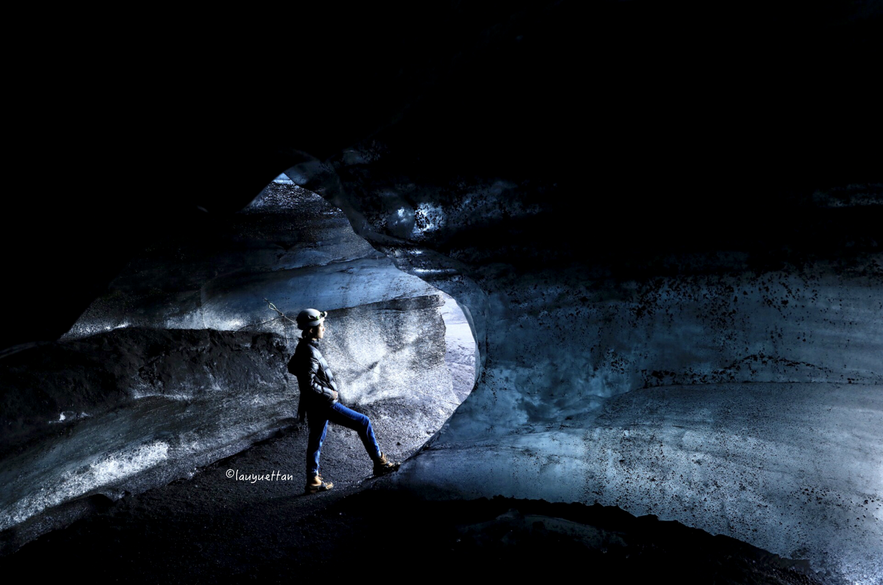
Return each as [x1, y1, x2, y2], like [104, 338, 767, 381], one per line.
[1, 425, 824, 584]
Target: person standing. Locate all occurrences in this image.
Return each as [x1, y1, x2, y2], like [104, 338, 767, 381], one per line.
[288, 308, 399, 494]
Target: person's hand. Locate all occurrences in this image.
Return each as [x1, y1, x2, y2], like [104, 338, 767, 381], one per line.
[331, 390, 339, 401]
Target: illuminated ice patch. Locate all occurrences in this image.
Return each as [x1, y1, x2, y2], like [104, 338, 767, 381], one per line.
[413, 202, 445, 237]
[49, 411, 91, 424]
[413, 268, 457, 275]
[87, 441, 170, 484]
[0, 441, 170, 532]
[272, 173, 294, 184]
[130, 388, 193, 401]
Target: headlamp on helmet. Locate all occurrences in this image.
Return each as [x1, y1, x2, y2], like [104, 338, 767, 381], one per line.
[296, 308, 327, 330]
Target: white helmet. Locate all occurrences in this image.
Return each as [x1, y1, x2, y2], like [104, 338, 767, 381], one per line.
[296, 308, 327, 330]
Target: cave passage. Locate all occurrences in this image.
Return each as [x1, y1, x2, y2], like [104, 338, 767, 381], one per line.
[0, 175, 476, 543]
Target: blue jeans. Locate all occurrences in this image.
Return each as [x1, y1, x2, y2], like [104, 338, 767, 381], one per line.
[306, 402, 382, 479]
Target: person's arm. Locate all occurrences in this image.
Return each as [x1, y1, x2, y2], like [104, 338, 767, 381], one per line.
[307, 356, 338, 402]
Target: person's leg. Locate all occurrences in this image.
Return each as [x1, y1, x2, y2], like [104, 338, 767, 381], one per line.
[327, 402, 382, 461]
[305, 410, 330, 481]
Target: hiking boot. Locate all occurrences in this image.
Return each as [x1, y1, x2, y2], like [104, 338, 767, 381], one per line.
[305, 474, 333, 494]
[373, 452, 400, 476]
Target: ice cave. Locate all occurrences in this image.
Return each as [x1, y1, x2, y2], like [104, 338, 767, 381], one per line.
[2, 3, 881, 583]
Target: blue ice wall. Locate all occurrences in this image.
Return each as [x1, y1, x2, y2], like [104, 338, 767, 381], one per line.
[307, 143, 883, 585]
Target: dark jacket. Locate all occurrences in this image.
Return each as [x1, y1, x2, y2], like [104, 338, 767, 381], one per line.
[288, 337, 339, 421]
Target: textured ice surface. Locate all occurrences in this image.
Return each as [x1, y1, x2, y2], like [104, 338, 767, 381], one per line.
[410, 267, 882, 584]
[400, 382, 883, 583]
[321, 139, 883, 584]
[0, 329, 294, 533]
